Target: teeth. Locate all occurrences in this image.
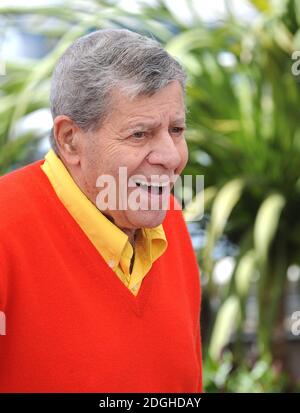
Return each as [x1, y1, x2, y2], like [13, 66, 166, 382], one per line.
[132, 179, 168, 187]
[135, 180, 150, 187]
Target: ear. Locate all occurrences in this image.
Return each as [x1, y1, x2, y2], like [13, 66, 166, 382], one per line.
[53, 115, 82, 165]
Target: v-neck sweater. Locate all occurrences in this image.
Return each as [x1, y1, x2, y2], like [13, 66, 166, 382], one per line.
[40, 149, 167, 296]
[0, 160, 202, 392]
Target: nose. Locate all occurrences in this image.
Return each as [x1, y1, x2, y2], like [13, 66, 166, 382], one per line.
[146, 132, 183, 171]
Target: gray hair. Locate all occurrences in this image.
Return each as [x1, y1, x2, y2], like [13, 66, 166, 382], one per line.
[49, 28, 187, 151]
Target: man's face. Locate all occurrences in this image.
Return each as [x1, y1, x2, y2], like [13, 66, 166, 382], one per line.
[78, 81, 188, 230]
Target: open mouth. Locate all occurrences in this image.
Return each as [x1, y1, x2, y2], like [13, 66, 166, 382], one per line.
[132, 179, 169, 196]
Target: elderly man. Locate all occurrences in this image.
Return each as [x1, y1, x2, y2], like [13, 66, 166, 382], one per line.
[0, 29, 202, 392]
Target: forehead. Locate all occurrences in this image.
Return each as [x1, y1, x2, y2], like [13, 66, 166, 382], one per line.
[108, 81, 186, 126]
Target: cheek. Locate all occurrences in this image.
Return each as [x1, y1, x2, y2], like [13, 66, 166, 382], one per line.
[122, 149, 149, 172]
[85, 139, 112, 176]
[177, 140, 189, 173]
[80, 149, 104, 192]
[82, 163, 100, 197]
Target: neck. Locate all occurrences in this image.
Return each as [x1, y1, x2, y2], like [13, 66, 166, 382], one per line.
[121, 228, 137, 247]
[100, 212, 137, 247]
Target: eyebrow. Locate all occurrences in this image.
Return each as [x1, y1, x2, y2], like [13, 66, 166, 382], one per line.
[122, 117, 186, 132]
[172, 117, 186, 126]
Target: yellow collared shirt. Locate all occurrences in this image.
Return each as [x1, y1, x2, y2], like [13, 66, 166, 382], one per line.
[41, 150, 167, 296]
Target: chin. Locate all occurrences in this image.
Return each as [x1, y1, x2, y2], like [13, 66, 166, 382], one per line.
[126, 209, 167, 229]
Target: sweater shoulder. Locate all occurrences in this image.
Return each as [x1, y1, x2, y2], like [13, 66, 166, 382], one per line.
[0, 159, 43, 189]
[0, 159, 43, 184]
[0, 160, 45, 229]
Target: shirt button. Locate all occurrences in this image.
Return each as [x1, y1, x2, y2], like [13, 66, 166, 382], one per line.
[108, 259, 115, 268]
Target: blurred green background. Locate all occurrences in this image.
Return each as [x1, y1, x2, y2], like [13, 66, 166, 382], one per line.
[1, 0, 300, 392]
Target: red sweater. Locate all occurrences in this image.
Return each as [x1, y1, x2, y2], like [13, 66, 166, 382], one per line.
[0, 161, 202, 393]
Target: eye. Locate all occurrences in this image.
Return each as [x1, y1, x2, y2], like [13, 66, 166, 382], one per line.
[169, 127, 185, 136]
[131, 131, 147, 140]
